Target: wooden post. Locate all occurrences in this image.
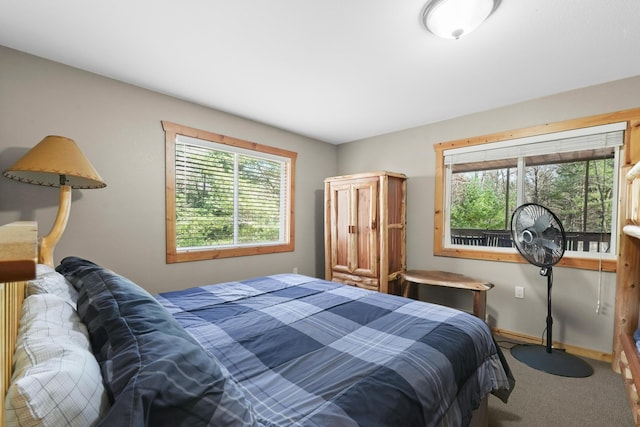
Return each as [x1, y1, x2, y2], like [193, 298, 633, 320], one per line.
[39, 185, 72, 267]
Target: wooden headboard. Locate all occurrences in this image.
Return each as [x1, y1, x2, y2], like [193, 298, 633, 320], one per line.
[0, 222, 37, 427]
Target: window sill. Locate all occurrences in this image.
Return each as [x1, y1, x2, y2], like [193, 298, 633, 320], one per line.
[435, 246, 616, 272]
[167, 241, 294, 263]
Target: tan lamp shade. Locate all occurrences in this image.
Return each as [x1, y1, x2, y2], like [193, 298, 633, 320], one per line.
[2, 135, 106, 189]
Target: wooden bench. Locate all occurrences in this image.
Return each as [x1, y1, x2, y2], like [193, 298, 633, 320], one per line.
[399, 270, 494, 320]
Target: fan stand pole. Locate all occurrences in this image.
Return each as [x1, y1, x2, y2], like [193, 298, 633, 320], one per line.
[544, 267, 553, 354]
[510, 265, 594, 378]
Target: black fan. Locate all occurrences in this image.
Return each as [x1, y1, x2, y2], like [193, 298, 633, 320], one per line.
[510, 203, 593, 378]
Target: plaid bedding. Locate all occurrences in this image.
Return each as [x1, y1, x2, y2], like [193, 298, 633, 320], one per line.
[157, 274, 514, 427]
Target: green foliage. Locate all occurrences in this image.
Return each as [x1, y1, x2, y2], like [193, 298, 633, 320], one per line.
[451, 157, 614, 246]
[451, 167, 517, 231]
[174, 144, 284, 248]
[524, 158, 613, 233]
[451, 174, 506, 229]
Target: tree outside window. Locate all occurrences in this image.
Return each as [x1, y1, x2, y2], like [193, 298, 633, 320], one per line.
[450, 155, 615, 254]
[434, 114, 632, 272]
[163, 121, 296, 263]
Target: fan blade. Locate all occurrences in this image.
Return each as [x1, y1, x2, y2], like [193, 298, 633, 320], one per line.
[542, 226, 562, 247]
[532, 213, 553, 233]
[538, 238, 560, 252]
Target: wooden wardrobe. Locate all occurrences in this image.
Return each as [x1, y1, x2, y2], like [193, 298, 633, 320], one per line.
[324, 171, 406, 294]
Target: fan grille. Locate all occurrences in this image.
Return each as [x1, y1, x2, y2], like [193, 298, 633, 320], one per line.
[510, 203, 566, 267]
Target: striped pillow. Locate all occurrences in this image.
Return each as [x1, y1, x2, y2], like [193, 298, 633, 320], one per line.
[5, 294, 109, 427]
[25, 267, 79, 307]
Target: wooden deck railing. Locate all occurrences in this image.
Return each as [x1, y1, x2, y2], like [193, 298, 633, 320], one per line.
[451, 229, 611, 253]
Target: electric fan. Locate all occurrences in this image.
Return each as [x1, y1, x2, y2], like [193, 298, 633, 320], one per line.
[509, 203, 593, 377]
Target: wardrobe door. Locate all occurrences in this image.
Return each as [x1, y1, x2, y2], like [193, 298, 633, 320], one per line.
[351, 178, 378, 278]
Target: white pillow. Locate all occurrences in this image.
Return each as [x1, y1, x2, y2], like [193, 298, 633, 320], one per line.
[5, 294, 109, 427]
[35, 264, 55, 275]
[26, 264, 79, 307]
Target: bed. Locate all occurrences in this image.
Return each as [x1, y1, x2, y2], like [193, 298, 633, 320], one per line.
[1, 223, 514, 427]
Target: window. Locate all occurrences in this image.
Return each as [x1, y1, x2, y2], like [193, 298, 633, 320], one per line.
[433, 111, 639, 272]
[162, 121, 296, 263]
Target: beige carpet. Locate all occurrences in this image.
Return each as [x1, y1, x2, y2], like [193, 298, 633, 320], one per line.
[488, 340, 634, 426]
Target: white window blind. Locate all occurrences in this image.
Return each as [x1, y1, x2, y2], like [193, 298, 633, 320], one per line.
[175, 134, 290, 250]
[444, 123, 626, 166]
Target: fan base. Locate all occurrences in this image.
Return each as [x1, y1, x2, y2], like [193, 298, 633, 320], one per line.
[511, 344, 593, 378]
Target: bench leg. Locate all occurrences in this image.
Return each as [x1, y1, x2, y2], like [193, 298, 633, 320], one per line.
[401, 279, 411, 298]
[473, 291, 487, 320]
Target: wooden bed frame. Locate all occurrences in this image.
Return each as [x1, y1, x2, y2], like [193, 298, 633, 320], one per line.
[616, 161, 640, 426]
[0, 221, 494, 426]
[0, 221, 37, 427]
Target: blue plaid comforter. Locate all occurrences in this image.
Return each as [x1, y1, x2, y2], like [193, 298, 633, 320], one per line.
[156, 274, 513, 427]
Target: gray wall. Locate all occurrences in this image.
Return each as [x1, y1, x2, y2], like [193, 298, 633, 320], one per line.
[336, 76, 640, 353]
[0, 45, 336, 293]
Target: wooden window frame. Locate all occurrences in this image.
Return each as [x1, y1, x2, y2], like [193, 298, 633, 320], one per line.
[433, 108, 640, 272]
[163, 121, 297, 263]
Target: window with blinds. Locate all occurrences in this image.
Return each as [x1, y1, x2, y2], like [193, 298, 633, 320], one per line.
[433, 118, 629, 270]
[162, 121, 296, 263]
[443, 123, 624, 257]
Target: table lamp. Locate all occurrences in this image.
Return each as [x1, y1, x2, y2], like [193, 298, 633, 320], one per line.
[2, 135, 106, 266]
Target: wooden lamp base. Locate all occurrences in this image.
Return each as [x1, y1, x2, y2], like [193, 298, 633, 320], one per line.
[38, 185, 71, 267]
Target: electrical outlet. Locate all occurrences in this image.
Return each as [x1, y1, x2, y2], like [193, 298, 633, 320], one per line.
[515, 286, 525, 299]
[293, 267, 298, 274]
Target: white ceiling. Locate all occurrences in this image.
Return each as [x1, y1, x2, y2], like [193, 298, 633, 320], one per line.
[1, 1, 640, 144]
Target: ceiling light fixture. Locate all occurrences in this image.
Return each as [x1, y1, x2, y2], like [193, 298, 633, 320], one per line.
[422, 0, 499, 40]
